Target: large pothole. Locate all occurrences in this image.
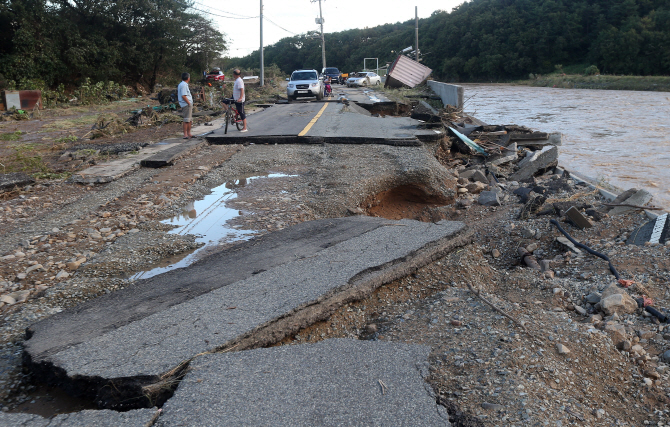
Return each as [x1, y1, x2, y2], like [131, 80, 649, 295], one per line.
[362, 184, 451, 221]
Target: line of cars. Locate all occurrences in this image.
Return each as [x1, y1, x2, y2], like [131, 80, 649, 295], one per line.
[286, 67, 383, 101]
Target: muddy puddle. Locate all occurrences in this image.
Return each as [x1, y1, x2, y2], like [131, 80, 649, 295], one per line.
[130, 173, 296, 281]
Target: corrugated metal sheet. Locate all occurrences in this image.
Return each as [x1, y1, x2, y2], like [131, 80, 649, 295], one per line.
[384, 55, 432, 89]
[2, 90, 43, 110]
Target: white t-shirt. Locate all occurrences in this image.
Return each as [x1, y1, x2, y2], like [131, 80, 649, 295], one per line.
[233, 77, 245, 102]
[177, 81, 192, 107]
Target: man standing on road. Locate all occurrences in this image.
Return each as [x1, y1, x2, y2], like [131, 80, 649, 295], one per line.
[178, 72, 193, 139]
[232, 69, 248, 132]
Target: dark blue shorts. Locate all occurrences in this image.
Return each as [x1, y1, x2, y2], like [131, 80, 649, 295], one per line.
[222, 99, 246, 120]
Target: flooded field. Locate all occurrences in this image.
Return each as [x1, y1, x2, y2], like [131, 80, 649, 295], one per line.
[463, 84, 670, 209]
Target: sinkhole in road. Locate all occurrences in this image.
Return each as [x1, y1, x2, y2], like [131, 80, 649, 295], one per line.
[129, 173, 295, 281]
[357, 100, 412, 117]
[362, 184, 451, 221]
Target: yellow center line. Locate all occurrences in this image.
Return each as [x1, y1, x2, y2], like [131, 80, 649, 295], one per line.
[298, 103, 329, 136]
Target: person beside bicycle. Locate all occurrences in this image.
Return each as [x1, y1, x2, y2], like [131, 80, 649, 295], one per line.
[221, 69, 248, 132]
[323, 75, 332, 97]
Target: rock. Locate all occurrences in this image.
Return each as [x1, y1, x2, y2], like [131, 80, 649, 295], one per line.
[593, 409, 605, 419]
[66, 261, 81, 271]
[661, 350, 670, 363]
[465, 182, 487, 194]
[364, 324, 377, 334]
[601, 283, 624, 300]
[556, 236, 582, 254]
[638, 330, 656, 340]
[457, 187, 468, 194]
[631, 344, 646, 355]
[1, 255, 16, 261]
[643, 377, 653, 387]
[0, 295, 16, 305]
[9, 290, 30, 303]
[491, 249, 501, 258]
[451, 320, 462, 326]
[564, 206, 593, 229]
[574, 306, 587, 316]
[469, 170, 488, 184]
[601, 293, 638, 315]
[481, 402, 504, 411]
[16, 273, 27, 280]
[477, 191, 500, 207]
[56, 270, 70, 280]
[25, 264, 43, 274]
[604, 323, 628, 345]
[584, 293, 601, 304]
[643, 369, 661, 380]
[0, 172, 35, 192]
[459, 169, 483, 180]
[617, 340, 632, 352]
[520, 227, 535, 239]
[100, 228, 112, 233]
[538, 260, 551, 272]
[556, 343, 570, 354]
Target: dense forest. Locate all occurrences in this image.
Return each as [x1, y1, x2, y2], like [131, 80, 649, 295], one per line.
[0, 0, 226, 90]
[232, 0, 670, 81]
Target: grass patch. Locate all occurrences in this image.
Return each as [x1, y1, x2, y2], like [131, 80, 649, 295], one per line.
[518, 74, 670, 92]
[0, 131, 23, 141]
[54, 135, 79, 144]
[9, 143, 50, 173]
[42, 115, 99, 131]
[33, 171, 71, 180]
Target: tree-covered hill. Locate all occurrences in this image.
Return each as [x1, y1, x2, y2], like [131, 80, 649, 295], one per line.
[0, 0, 226, 90]
[232, 0, 670, 80]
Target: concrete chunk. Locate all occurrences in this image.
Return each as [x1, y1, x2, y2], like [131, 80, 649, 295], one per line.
[0, 408, 158, 427]
[608, 189, 653, 216]
[158, 340, 451, 427]
[25, 217, 467, 408]
[565, 206, 593, 229]
[510, 146, 558, 182]
[478, 191, 501, 206]
[141, 139, 207, 168]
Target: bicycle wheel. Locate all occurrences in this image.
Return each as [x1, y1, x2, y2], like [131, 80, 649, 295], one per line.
[235, 112, 244, 130]
[224, 108, 230, 134]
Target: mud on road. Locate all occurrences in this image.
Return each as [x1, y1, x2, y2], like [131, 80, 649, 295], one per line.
[0, 103, 669, 426]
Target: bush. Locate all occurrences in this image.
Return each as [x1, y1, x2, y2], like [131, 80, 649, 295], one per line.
[584, 65, 600, 76]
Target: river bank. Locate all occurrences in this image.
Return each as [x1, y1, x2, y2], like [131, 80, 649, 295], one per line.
[516, 74, 670, 92]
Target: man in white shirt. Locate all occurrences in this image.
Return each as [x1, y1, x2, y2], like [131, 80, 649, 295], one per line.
[232, 69, 247, 132]
[177, 73, 193, 139]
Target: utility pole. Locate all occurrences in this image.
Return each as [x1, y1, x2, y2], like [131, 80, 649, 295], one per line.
[415, 6, 419, 62]
[311, 0, 326, 70]
[260, 0, 264, 87]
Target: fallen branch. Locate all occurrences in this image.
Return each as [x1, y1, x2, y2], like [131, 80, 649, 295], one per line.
[603, 203, 664, 210]
[466, 282, 535, 339]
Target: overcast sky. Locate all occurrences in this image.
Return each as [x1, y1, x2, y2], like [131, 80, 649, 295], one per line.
[195, 0, 465, 57]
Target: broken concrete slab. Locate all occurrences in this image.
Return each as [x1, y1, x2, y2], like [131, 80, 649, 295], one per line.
[556, 236, 582, 254]
[0, 408, 158, 427]
[140, 138, 207, 168]
[627, 213, 669, 246]
[512, 132, 562, 147]
[565, 206, 593, 229]
[510, 146, 558, 182]
[157, 339, 450, 427]
[25, 217, 468, 408]
[608, 189, 653, 216]
[0, 172, 34, 192]
[72, 142, 182, 183]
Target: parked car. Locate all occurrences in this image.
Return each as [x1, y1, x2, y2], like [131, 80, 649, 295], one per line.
[286, 69, 323, 101]
[346, 72, 382, 87]
[321, 67, 343, 84]
[205, 68, 225, 84]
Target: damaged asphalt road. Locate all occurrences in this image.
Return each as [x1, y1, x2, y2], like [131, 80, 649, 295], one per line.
[1, 84, 669, 426]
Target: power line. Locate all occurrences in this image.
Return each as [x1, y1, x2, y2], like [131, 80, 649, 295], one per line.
[192, 1, 257, 19]
[264, 15, 298, 35]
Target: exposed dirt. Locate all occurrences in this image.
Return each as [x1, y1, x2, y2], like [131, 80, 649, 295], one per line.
[363, 184, 451, 221]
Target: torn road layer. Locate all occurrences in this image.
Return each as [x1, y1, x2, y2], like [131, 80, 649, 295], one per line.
[24, 217, 468, 409]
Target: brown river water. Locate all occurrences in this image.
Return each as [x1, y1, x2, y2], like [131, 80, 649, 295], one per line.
[462, 84, 670, 209]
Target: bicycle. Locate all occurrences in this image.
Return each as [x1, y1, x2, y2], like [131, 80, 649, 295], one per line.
[221, 98, 244, 134]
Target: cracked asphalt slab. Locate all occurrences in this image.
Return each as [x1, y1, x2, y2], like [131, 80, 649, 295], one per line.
[0, 408, 158, 426]
[25, 217, 466, 408]
[156, 339, 450, 427]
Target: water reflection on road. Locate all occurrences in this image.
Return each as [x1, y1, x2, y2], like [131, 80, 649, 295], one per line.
[463, 84, 670, 208]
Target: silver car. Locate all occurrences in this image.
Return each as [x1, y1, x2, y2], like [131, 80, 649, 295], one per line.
[346, 72, 382, 87]
[286, 69, 323, 101]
